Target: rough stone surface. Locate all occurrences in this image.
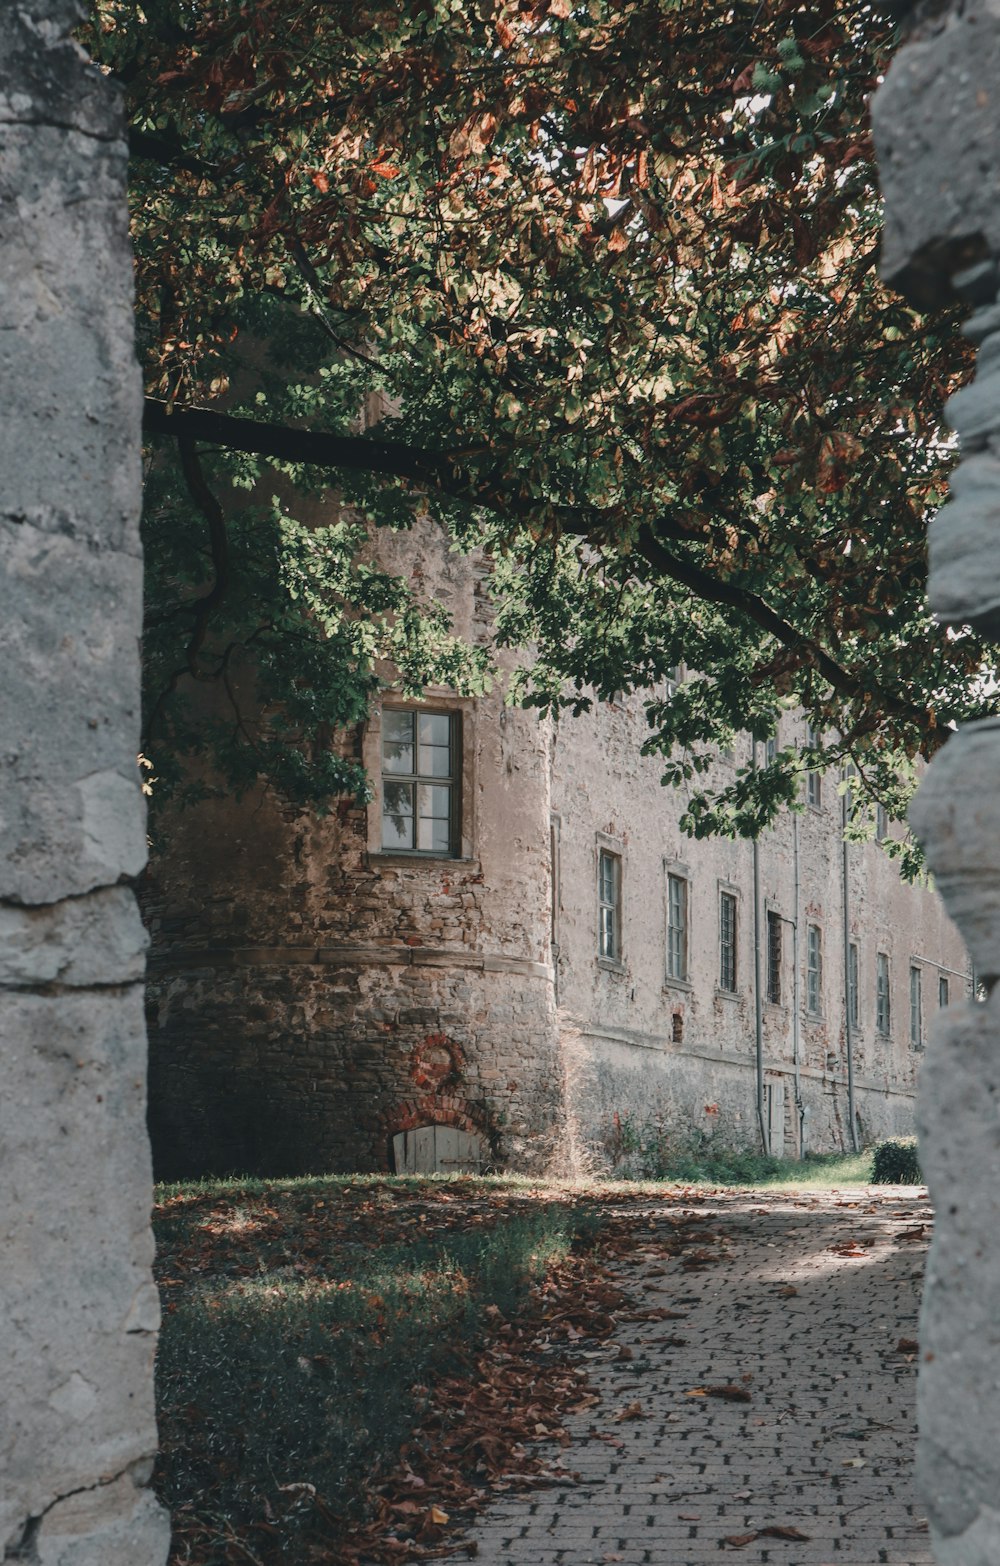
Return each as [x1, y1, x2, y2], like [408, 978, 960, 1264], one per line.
[873, 7, 1000, 1560]
[871, 4, 1000, 307]
[915, 997, 1000, 1565]
[467, 1189, 933, 1565]
[144, 549, 966, 1179]
[0, 3, 167, 1559]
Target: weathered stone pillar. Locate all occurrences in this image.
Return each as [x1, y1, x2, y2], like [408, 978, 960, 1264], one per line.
[872, 9, 1000, 1562]
[0, 3, 169, 1560]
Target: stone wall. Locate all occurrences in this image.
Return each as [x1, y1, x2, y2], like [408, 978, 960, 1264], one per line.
[552, 695, 968, 1164]
[0, 3, 167, 1560]
[145, 526, 563, 1177]
[872, 8, 1000, 1561]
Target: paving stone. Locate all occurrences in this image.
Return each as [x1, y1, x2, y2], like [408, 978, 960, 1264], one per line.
[467, 1189, 932, 1566]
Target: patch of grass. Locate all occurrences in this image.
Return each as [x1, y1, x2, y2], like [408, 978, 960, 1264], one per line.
[647, 1146, 873, 1188]
[153, 1182, 586, 1563]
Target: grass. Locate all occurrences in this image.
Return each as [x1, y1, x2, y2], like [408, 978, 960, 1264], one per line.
[153, 1176, 595, 1563]
[637, 1147, 875, 1188]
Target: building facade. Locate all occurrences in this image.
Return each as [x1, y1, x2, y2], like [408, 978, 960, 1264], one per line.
[144, 530, 968, 1177]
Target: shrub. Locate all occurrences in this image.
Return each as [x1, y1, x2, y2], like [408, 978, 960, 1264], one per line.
[871, 1138, 923, 1184]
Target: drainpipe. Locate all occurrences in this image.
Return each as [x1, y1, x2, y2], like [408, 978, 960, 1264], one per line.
[752, 742, 767, 1154]
[842, 790, 861, 1153]
[792, 812, 803, 1155]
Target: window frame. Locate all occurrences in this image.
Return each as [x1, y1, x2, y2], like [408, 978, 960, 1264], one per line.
[848, 941, 860, 1032]
[766, 909, 782, 1005]
[379, 706, 462, 858]
[804, 723, 822, 809]
[938, 973, 950, 1010]
[806, 923, 823, 1017]
[718, 887, 738, 995]
[876, 951, 891, 1037]
[910, 963, 923, 1048]
[597, 844, 623, 966]
[665, 869, 689, 984]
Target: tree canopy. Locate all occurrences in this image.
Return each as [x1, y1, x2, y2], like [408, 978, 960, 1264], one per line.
[83, 0, 994, 869]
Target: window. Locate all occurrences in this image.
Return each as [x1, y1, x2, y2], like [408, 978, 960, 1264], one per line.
[848, 942, 859, 1031]
[766, 911, 782, 1004]
[765, 725, 779, 767]
[876, 952, 891, 1035]
[719, 891, 738, 993]
[842, 762, 858, 821]
[806, 924, 823, 1015]
[664, 665, 681, 699]
[939, 974, 950, 1010]
[381, 709, 458, 855]
[666, 873, 688, 982]
[598, 849, 622, 961]
[910, 965, 923, 1047]
[805, 724, 822, 808]
[876, 804, 888, 841]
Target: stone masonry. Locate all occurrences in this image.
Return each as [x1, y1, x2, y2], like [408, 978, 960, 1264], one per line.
[872, 6, 1000, 1561]
[0, 4, 168, 1560]
[145, 513, 966, 1179]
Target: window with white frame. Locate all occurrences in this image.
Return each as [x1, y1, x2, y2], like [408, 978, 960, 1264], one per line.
[910, 964, 923, 1047]
[805, 723, 822, 808]
[666, 872, 688, 982]
[598, 849, 622, 962]
[876, 803, 888, 841]
[806, 924, 823, 1015]
[848, 942, 859, 1031]
[719, 890, 738, 993]
[876, 952, 891, 1035]
[938, 974, 950, 1009]
[664, 665, 681, 699]
[381, 709, 458, 855]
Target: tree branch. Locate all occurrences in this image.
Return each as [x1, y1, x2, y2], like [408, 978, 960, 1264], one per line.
[144, 397, 933, 731]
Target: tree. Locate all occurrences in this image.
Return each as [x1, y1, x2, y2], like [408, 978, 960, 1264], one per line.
[83, 0, 994, 869]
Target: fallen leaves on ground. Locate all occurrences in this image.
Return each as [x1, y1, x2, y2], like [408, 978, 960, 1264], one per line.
[723, 1525, 812, 1547]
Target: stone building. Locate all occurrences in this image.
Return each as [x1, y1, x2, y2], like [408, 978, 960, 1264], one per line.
[144, 523, 968, 1178]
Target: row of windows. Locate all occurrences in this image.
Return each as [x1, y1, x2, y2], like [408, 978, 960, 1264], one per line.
[378, 707, 892, 858]
[378, 709, 953, 1047]
[601, 851, 951, 1041]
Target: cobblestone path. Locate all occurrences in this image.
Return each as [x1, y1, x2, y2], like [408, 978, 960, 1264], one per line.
[470, 1188, 932, 1566]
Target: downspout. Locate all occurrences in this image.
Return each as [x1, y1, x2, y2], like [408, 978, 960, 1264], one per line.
[792, 811, 803, 1154]
[752, 742, 767, 1154]
[842, 790, 861, 1153]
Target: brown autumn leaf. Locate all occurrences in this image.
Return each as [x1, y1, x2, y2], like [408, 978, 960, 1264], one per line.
[722, 1531, 759, 1547]
[704, 1384, 752, 1403]
[759, 1525, 812, 1540]
[816, 430, 864, 493]
[897, 1337, 919, 1352]
[613, 1400, 645, 1422]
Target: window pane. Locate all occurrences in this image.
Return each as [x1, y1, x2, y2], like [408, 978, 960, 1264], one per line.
[598, 851, 621, 959]
[719, 893, 736, 991]
[417, 814, 452, 853]
[848, 944, 859, 1028]
[767, 912, 781, 1004]
[418, 712, 450, 748]
[939, 976, 949, 1009]
[382, 710, 414, 774]
[667, 874, 687, 979]
[382, 781, 414, 849]
[416, 783, 452, 854]
[418, 713, 452, 776]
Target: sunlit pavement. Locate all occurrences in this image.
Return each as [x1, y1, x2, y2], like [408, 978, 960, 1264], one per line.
[468, 1187, 932, 1566]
